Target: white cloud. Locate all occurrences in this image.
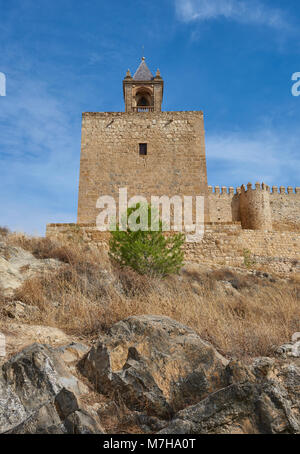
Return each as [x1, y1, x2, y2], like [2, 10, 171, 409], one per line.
[175, 0, 289, 29]
[206, 128, 300, 188]
[0, 74, 80, 235]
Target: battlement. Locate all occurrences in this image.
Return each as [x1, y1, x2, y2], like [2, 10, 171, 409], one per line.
[82, 110, 204, 119]
[208, 182, 300, 231]
[270, 186, 300, 195]
[208, 186, 237, 195]
[241, 182, 270, 192]
[208, 183, 300, 196]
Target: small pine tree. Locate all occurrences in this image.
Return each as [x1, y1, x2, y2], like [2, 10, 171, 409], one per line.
[109, 203, 185, 277]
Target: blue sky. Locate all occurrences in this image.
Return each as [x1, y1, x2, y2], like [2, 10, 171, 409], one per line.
[0, 0, 299, 235]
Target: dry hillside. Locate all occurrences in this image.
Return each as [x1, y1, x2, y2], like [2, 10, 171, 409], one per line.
[1, 228, 299, 361]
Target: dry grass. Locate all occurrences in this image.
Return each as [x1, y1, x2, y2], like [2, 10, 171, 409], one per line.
[6, 233, 84, 264]
[0, 285, 7, 303]
[3, 234, 299, 360]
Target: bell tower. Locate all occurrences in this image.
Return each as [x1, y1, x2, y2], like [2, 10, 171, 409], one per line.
[123, 57, 164, 113]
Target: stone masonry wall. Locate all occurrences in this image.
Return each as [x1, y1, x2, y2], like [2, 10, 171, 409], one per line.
[46, 223, 300, 275]
[208, 184, 300, 231]
[77, 111, 209, 225]
[240, 183, 272, 230]
[207, 186, 240, 223]
[270, 186, 300, 231]
[185, 225, 300, 274]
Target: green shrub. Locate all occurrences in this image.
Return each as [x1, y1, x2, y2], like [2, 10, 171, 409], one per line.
[243, 249, 256, 268]
[109, 203, 185, 277]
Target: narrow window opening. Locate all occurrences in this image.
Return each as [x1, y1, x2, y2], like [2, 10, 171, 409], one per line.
[139, 143, 147, 156]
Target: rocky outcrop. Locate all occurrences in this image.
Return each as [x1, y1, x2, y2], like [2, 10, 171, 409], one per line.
[159, 358, 300, 434]
[2, 301, 39, 321]
[277, 333, 300, 359]
[0, 316, 299, 434]
[0, 242, 61, 297]
[0, 343, 104, 434]
[80, 315, 229, 418]
[0, 323, 75, 364]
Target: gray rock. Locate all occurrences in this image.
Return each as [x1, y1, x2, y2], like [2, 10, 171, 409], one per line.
[64, 410, 105, 434]
[0, 343, 104, 434]
[55, 388, 80, 419]
[277, 338, 300, 358]
[80, 315, 229, 418]
[1, 317, 299, 435]
[2, 344, 83, 407]
[5, 402, 66, 434]
[0, 242, 61, 297]
[159, 359, 300, 434]
[2, 301, 39, 321]
[0, 375, 28, 433]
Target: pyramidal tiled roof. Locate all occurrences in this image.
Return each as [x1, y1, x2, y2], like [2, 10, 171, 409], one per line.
[133, 58, 154, 81]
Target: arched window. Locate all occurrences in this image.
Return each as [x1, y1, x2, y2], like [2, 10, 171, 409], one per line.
[135, 89, 153, 111]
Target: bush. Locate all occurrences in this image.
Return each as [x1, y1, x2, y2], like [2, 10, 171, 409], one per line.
[0, 226, 9, 237]
[109, 204, 185, 277]
[7, 235, 78, 264]
[243, 249, 256, 268]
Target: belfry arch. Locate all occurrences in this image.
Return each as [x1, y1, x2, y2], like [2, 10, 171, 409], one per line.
[123, 57, 164, 113]
[134, 87, 153, 111]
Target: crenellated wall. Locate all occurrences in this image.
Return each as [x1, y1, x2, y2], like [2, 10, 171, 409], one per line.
[208, 183, 300, 232]
[207, 185, 240, 223]
[269, 186, 300, 231]
[240, 182, 272, 230]
[46, 184, 299, 275]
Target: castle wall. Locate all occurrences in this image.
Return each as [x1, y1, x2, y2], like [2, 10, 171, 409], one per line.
[46, 222, 300, 275]
[207, 186, 240, 223]
[208, 184, 300, 232]
[78, 111, 209, 224]
[269, 186, 300, 231]
[185, 226, 300, 274]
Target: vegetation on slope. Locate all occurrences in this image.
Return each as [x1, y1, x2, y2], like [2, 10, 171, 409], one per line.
[0, 230, 298, 361]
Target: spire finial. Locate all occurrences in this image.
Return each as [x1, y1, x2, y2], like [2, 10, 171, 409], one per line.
[155, 68, 162, 79]
[125, 68, 132, 79]
[142, 45, 145, 61]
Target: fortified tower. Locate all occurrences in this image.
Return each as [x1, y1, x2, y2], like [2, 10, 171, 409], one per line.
[240, 183, 272, 230]
[47, 59, 300, 274]
[77, 57, 209, 225]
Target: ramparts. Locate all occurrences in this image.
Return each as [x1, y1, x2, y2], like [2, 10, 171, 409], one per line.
[208, 183, 300, 231]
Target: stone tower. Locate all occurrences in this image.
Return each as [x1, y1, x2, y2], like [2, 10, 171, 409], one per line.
[123, 57, 164, 113]
[240, 183, 273, 230]
[77, 58, 209, 224]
